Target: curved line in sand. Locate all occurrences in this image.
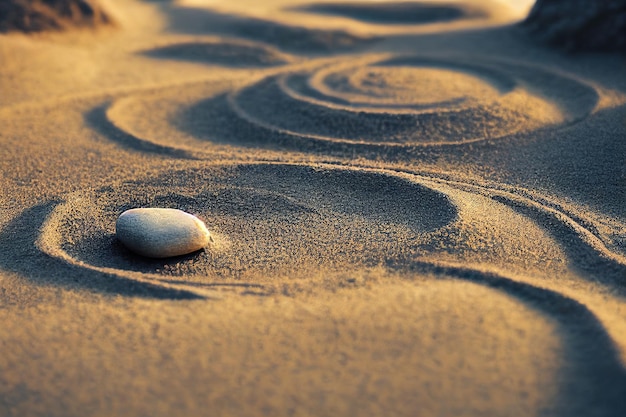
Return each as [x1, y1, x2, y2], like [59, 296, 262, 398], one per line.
[140, 38, 295, 67]
[20, 198, 626, 409]
[35, 162, 458, 298]
[90, 103, 202, 159]
[0, 202, 203, 300]
[300, 55, 517, 108]
[404, 258, 626, 376]
[291, 2, 486, 25]
[282, 71, 472, 111]
[224, 55, 598, 146]
[226, 80, 512, 146]
[75, 91, 626, 280]
[32, 197, 212, 299]
[30, 188, 626, 399]
[26, 161, 626, 384]
[164, 4, 383, 53]
[395, 168, 626, 277]
[99, 53, 609, 156]
[33, 161, 625, 302]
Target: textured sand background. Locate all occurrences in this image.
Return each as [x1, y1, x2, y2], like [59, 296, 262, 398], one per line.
[1, 0, 625, 416]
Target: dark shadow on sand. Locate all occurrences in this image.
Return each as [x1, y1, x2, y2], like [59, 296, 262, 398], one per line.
[405, 260, 626, 417]
[84, 104, 197, 159]
[492, 192, 626, 297]
[141, 41, 289, 67]
[160, 4, 381, 54]
[60, 164, 457, 277]
[292, 2, 485, 24]
[0, 203, 203, 300]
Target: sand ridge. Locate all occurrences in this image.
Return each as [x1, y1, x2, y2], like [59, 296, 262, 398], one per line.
[1, 0, 625, 416]
[98, 51, 610, 160]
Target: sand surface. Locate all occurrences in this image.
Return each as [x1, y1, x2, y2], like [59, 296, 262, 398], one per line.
[1, 0, 625, 416]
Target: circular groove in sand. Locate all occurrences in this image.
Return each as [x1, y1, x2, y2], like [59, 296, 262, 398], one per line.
[141, 39, 293, 67]
[379, 165, 626, 288]
[297, 56, 515, 109]
[103, 53, 601, 154]
[292, 2, 487, 25]
[38, 160, 626, 300]
[35, 161, 626, 300]
[36, 163, 458, 297]
[225, 55, 596, 145]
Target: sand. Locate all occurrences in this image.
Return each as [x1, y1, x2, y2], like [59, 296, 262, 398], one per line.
[0, 0, 625, 416]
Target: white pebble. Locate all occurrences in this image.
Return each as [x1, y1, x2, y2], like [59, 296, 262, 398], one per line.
[116, 208, 211, 258]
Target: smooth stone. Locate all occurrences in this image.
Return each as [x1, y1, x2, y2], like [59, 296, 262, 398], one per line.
[115, 208, 211, 258]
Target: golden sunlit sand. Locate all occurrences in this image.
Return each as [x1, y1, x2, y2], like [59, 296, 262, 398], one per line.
[0, 1, 625, 416]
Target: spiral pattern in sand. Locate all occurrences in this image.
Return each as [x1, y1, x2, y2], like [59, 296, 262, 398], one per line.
[104, 54, 600, 156]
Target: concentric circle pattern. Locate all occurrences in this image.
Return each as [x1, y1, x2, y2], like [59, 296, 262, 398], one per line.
[35, 163, 605, 298]
[39, 165, 454, 292]
[105, 53, 600, 155]
[225, 55, 599, 146]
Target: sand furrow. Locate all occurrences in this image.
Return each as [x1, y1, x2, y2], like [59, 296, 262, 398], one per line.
[101, 52, 604, 158]
[25, 162, 599, 301]
[404, 258, 626, 415]
[141, 38, 294, 67]
[292, 2, 487, 25]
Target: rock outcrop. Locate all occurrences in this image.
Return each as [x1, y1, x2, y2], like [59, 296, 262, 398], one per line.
[0, 0, 112, 33]
[523, 0, 626, 52]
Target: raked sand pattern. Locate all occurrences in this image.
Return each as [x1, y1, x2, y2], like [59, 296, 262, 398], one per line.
[1, 1, 625, 416]
[105, 51, 601, 156]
